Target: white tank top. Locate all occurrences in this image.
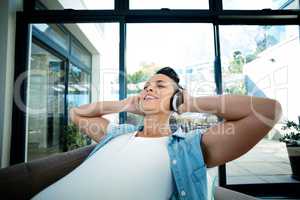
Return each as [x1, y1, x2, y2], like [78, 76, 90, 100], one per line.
[32, 131, 174, 200]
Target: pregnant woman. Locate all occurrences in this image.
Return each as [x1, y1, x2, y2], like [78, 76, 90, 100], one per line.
[32, 67, 282, 200]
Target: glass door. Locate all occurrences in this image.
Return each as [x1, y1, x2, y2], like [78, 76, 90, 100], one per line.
[26, 42, 66, 161]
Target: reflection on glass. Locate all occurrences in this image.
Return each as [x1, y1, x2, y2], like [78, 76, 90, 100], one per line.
[130, 0, 209, 9]
[67, 64, 92, 147]
[223, 0, 299, 10]
[220, 25, 300, 184]
[67, 64, 90, 113]
[126, 23, 217, 129]
[27, 22, 119, 159]
[37, 0, 114, 10]
[27, 43, 65, 161]
[71, 39, 92, 68]
[33, 24, 69, 50]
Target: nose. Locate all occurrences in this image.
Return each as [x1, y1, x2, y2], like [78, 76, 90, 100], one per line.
[146, 85, 154, 92]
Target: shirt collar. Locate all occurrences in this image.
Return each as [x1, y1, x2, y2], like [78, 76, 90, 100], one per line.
[137, 125, 186, 139]
[171, 126, 186, 139]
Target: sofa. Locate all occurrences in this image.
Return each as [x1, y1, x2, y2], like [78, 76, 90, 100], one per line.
[0, 144, 258, 200]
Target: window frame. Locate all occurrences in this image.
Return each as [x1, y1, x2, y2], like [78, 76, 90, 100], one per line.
[11, 0, 300, 198]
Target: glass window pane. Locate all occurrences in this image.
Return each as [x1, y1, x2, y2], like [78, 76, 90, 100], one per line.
[68, 23, 120, 124]
[27, 22, 120, 159]
[67, 64, 92, 146]
[130, 0, 209, 9]
[223, 0, 299, 10]
[27, 43, 65, 161]
[33, 24, 69, 50]
[37, 0, 114, 10]
[220, 25, 300, 184]
[71, 39, 92, 68]
[96, 23, 120, 123]
[126, 23, 217, 129]
[67, 64, 90, 111]
[24, 23, 119, 160]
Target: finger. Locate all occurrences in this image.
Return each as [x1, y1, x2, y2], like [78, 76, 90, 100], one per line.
[138, 96, 144, 114]
[136, 96, 141, 109]
[137, 95, 141, 106]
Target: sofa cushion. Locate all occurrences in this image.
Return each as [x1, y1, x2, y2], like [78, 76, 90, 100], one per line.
[0, 144, 95, 199]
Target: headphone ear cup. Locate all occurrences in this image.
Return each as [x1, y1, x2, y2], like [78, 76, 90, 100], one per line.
[175, 90, 184, 109]
[170, 94, 176, 111]
[170, 89, 184, 112]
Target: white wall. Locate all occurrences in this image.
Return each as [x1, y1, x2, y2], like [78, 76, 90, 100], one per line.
[244, 35, 300, 125]
[79, 23, 120, 123]
[0, 0, 22, 168]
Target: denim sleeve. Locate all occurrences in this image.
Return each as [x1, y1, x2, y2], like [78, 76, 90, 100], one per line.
[195, 128, 218, 200]
[191, 128, 207, 167]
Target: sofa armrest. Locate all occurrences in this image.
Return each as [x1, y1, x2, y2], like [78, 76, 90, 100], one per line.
[0, 144, 95, 200]
[214, 186, 258, 200]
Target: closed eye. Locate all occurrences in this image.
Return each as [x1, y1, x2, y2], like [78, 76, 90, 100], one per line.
[143, 85, 165, 89]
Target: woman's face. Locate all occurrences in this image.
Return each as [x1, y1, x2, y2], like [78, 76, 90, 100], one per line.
[139, 74, 177, 115]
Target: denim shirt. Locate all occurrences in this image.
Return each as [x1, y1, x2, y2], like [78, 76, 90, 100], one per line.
[86, 123, 208, 200]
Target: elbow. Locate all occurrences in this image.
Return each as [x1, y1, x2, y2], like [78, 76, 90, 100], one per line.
[251, 98, 283, 128]
[265, 99, 282, 126]
[273, 100, 283, 124]
[69, 108, 77, 124]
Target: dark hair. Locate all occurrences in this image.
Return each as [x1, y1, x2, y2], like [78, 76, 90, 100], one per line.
[155, 67, 183, 89]
[155, 67, 179, 83]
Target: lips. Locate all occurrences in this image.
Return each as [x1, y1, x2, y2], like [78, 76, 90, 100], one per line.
[144, 94, 159, 101]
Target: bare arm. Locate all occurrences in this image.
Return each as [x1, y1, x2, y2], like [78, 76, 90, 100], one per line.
[69, 100, 125, 143]
[180, 93, 283, 168]
[69, 96, 144, 143]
